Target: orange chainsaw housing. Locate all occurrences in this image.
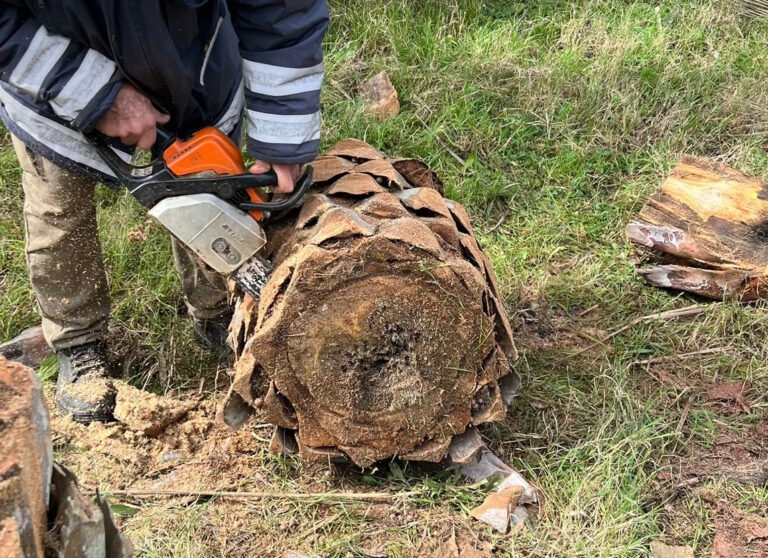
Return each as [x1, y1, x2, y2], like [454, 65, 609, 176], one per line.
[162, 127, 267, 221]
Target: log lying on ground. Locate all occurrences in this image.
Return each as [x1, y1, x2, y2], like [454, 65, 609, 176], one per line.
[0, 357, 132, 558]
[224, 140, 520, 466]
[0, 357, 52, 558]
[627, 158, 768, 300]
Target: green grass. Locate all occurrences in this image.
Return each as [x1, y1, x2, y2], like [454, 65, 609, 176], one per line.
[2, 1, 768, 556]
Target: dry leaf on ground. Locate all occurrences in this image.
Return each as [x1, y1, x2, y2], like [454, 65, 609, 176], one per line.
[706, 382, 752, 414]
[126, 224, 148, 244]
[359, 71, 400, 120]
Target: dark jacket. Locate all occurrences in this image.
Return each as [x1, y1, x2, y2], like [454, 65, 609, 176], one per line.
[0, 0, 328, 178]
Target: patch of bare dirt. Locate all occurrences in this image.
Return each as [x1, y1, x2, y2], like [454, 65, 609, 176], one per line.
[512, 303, 608, 354]
[712, 507, 768, 557]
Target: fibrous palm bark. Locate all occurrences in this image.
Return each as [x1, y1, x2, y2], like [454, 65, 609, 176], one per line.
[224, 140, 519, 467]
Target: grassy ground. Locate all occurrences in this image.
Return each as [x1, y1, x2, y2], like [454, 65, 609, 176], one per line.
[2, 1, 768, 556]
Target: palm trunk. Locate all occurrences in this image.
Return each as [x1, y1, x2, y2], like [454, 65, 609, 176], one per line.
[224, 140, 520, 467]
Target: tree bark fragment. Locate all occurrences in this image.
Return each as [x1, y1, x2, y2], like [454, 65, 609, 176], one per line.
[0, 357, 52, 558]
[627, 158, 768, 300]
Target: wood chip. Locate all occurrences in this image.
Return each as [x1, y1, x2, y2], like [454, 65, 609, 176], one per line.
[358, 71, 400, 120]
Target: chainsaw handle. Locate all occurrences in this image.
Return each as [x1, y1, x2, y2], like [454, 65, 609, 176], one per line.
[86, 131, 281, 189]
[85, 131, 170, 185]
[84, 130, 311, 215]
[238, 166, 313, 212]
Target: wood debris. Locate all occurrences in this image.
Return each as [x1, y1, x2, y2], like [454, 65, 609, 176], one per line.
[460, 449, 539, 533]
[0, 357, 51, 558]
[627, 158, 768, 300]
[0, 326, 53, 368]
[113, 381, 196, 437]
[359, 71, 400, 120]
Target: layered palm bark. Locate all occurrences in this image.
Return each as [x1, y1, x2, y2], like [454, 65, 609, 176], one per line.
[224, 140, 519, 467]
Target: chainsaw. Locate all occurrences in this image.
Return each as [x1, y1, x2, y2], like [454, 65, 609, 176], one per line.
[86, 127, 312, 300]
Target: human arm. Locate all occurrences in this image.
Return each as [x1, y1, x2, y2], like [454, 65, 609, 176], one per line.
[227, 0, 329, 193]
[0, 3, 121, 131]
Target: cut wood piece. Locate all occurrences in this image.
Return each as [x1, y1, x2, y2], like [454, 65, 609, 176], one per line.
[628, 158, 768, 300]
[0, 326, 52, 368]
[47, 463, 133, 558]
[0, 359, 131, 558]
[448, 427, 484, 464]
[0, 357, 52, 558]
[224, 141, 519, 466]
[0, 518, 23, 558]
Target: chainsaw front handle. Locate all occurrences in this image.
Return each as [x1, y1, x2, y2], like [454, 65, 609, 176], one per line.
[237, 166, 313, 212]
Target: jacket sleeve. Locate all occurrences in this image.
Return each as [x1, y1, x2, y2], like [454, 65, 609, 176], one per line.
[0, 4, 122, 131]
[227, 0, 329, 164]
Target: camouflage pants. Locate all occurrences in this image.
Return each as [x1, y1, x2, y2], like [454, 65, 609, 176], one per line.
[12, 136, 229, 351]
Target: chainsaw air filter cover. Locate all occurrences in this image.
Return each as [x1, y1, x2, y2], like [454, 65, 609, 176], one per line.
[149, 193, 267, 274]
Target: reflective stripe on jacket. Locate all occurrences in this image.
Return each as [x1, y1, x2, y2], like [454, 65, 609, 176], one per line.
[0, 0, 328, 179]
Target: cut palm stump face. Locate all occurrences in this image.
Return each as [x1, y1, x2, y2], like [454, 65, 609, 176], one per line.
[627, 158, 768, 301]
[223, 140, 519, 467]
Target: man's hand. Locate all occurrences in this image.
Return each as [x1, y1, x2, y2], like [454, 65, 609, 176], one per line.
[250, 161, 300, 194]
[95, 83, 170, 150]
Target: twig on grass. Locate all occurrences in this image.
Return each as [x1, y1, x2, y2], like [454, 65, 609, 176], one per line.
[631, 347, 726, 366]
[675, 398, 694, 434]
[577, 304, 600, 318]
[566, 303, 714, 359]
[486, 210, 510, 234]
[102, 488, 420, 503]
[296, 513, 341, 541]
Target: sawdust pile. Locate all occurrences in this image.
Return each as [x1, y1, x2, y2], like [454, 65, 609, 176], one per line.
[52, 381, 265, 494]
[113, 382, 197, 437]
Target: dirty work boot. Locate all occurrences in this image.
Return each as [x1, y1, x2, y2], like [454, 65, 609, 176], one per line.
[192, 312, 233, 352]
[55, 341, 116, 424]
